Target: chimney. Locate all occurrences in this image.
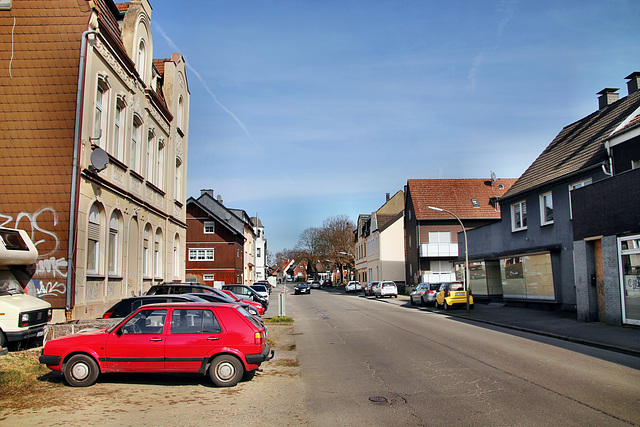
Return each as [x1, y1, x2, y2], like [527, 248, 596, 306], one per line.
[626, 72, 640, 95]
[201, 189, 214, 198]
[385, 193, 390, 202]
[597, 88, 619, 110]
[217, 195, 223, 205]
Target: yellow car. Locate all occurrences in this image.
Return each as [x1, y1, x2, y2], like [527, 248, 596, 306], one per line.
[435, 282, 474, 310]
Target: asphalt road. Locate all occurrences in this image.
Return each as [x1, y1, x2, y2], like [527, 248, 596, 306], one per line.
[287, 285, 640, 426]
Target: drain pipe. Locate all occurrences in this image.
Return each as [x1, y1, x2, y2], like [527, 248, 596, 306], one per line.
[66, 26, 97, 316]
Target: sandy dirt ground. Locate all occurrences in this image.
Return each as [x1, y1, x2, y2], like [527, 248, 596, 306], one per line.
[0, 323, 307, 426]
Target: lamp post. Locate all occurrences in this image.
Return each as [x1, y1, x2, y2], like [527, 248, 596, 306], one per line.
[427, 206, 470, 313]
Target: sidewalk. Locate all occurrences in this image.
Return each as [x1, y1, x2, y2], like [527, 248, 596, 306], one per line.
[396, 296, 640, 358]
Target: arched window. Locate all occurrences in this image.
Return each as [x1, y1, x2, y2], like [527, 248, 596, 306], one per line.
[112, 95, 127, 160]
[87, 204, 102, 274]
[137, 39, 147, 82]
[173, 233, 180, 279]
[154, 228, 163, 278]
[108, 211, 121, 275]
[143, 223, 152, 277]
[146, 128, 155, 180]
[177, 95, 184, 130]
[94, 75, 110, 148]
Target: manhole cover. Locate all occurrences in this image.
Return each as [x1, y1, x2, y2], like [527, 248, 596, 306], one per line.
[369, 396, 388, 403]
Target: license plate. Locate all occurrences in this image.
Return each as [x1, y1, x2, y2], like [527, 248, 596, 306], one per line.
[36, 331, 44, 337]
[455, 292, 465, 296]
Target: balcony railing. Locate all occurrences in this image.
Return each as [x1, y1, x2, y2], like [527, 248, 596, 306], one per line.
[419, 242, 458, 258]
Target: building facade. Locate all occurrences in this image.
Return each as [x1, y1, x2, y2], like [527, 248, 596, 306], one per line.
[354, 192, 405, 287]
[0, 0, 189, 320]
[251, 216, 267, 282]
[404, 179, 514, 294]
[464, 73, 640, 318]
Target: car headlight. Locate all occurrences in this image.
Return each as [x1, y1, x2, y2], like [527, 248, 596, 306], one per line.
[20, 312, 30, 327]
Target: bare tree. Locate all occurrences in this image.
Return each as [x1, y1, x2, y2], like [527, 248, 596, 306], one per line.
[295, 227, 326, 277]
[319, 215, 356, 283]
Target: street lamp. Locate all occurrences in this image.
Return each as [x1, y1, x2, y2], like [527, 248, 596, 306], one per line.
[427, 206, 471, 313]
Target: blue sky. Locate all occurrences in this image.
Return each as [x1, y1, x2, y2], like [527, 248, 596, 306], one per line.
[149, 0, 640, 254]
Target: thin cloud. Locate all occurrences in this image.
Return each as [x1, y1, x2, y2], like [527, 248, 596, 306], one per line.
[152, 22, 260, 148]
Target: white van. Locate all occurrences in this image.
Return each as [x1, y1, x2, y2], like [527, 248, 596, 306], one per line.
[0, 227, 52, 354]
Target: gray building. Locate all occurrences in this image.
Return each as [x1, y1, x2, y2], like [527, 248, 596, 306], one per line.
[462, 72, 640, 320]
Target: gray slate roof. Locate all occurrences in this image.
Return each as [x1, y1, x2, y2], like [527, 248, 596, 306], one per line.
[503, 89, 640, 199]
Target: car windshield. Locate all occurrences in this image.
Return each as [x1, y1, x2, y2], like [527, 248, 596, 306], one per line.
[0, 271, 25, 295]
[430, 284, 441, 290]
[252, 285, 267, 292]
[449, 283, 464, 291]
[382, 283, 395, 287]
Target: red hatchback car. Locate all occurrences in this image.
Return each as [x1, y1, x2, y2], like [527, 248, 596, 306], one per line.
[39, 302, 273, 387]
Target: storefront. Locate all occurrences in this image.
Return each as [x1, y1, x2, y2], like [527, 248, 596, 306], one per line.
[619, 235, 640, 325]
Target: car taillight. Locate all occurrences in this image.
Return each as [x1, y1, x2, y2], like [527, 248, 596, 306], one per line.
[427, 290, 434, 294]
[445, 291, 450, 297]
[254, 331, 264, 345]
[103, 312, 113, 319]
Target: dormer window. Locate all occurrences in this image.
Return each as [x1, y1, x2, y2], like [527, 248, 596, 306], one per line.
[137, 39, 147, 81]
[472, 199, 480, 208]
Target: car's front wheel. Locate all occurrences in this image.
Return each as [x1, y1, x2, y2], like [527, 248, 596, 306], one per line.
[64, 354, 99, 387]
[209, 354, 243, 387]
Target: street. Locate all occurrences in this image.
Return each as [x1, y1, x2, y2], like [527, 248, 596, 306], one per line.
[2, 285, 640, 426]
[288, 285, 640, 426]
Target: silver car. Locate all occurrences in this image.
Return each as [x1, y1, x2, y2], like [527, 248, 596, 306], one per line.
[345, 281, 361, 293]
[374, 281, 398, 298]
[409, 282, 442, 306]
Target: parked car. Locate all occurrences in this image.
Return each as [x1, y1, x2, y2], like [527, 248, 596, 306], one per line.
[103, 295, 207, 319]
[250, 284, 269, 299]
[222, 284, 269, 310]
[310, 281, 321, 289]
[40, 302, 274, 387]
[321, 280, 332, 287]
[294, 283, 311, 294]
[220, 290, 265, 315]
[375, 281, 398, 298]
[363, 281, 379, 296]
[435, 282, 474, 310]
[345, 281, 361, 293]
[254, 280, 272, 294]
[409, 282, 443, 306]
[186, 293, 262, 318]
[146, 283, 218, 296]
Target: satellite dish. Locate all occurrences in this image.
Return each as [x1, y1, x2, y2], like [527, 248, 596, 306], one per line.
[490, 171, 497, 182]
[89, 147, 110, 173]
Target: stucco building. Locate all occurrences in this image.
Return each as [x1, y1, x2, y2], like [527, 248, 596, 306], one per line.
[0, 0, 189, 320]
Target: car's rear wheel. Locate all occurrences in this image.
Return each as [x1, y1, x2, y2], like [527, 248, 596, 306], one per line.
[209, 354, 243, 387]
[64, 354, 99, 387]
[444, 301, 450, 310]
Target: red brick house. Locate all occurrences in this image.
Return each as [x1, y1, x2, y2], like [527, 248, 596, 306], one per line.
[185, 191, 244, 285]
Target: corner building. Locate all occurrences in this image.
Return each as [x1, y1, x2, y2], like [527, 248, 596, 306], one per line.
[0, 0, 190, 320]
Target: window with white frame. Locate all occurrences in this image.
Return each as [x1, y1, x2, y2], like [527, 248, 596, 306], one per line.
[203, 274, 215, 281]
[108, 212, 120, 275]
[143, 224, 152, 277]
[428, 231, 451, 243]
[137, 39, 147, 82]
[87, 204, 101, 274]
[146, 129, 154, 181]
[173, 234, 180, 278]
[511, 200, 527, 232]
[94, 77, 109, 147]
[154, 228, 162, 278]
[156, 139, 165, 189]
[131, 115, 143, 172]
[257, 248, 261, 257]
[189, 248, 214, 261]
[569, 178, 592, 218]
[112, 96, 126, 160]
[204, 221, 215, 234]
[540, 192, 553, 226]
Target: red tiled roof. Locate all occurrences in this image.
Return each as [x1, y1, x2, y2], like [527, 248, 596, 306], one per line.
[408, 178, 516, 220]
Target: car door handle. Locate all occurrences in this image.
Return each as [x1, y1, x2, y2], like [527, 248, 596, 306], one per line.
[149, 338, 163, 342]
[207, 337, 219, 341]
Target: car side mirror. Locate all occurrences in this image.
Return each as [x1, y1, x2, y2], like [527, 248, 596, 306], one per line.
[116, 327, 123, 337]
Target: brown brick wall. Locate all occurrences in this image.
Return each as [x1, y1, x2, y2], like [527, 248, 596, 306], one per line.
[0, 1, 90, 308]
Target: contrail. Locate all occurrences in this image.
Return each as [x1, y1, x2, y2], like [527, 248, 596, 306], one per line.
[152, 22, 260, 148]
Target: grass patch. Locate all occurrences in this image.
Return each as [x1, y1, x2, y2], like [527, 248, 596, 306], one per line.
[0, 349, 54, 399]
[264, 316, 293, 324]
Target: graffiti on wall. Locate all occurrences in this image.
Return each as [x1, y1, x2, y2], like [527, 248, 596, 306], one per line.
[0, 208, 68, 300]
